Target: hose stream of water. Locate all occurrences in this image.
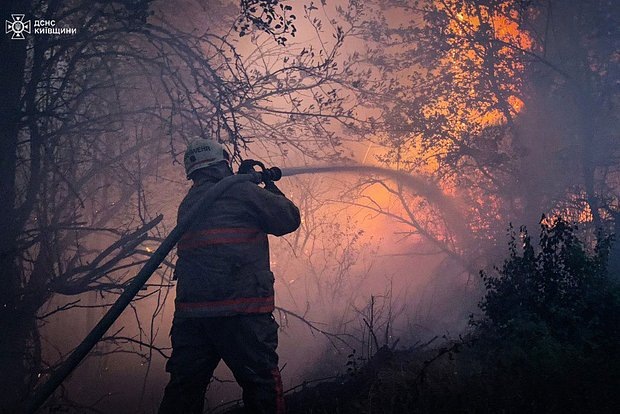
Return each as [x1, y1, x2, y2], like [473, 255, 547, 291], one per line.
[282, 165, 465, 234]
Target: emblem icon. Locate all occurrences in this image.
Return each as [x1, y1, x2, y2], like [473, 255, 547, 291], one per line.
[5, 14, 31, 40]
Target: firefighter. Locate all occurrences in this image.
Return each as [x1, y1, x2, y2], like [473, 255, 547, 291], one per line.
[158, 138, 300, 414]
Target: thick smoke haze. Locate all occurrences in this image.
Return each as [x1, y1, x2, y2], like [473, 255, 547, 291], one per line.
[1, 0, 617, 413]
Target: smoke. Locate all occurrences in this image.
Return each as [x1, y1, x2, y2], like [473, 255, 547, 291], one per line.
[13, 0, 617, 413]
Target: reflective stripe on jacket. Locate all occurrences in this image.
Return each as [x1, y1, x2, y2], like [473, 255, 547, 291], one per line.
[173, 163, 300, 318]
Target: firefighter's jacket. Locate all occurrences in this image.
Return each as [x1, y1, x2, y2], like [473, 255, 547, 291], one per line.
[173, 164, 301, 318]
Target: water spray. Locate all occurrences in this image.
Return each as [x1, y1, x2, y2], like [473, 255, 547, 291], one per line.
[283, 165, 460, 214]
[281, 165, 467, 239]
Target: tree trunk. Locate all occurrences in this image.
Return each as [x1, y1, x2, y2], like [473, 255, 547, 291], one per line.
[0, 1, 32, 410]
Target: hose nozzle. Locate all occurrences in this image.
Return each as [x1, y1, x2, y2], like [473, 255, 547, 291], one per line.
[238, 159, 282, 182]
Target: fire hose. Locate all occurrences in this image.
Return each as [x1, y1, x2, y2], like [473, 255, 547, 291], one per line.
[24, 164, 460, 413]
[23, 172, 263, 413]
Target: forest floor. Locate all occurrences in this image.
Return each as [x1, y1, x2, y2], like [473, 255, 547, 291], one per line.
[220, 335, 620, 414]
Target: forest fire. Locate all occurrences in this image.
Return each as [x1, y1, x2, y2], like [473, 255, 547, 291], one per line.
[352, 0, 536, 253]
[0, 0, 618, 413]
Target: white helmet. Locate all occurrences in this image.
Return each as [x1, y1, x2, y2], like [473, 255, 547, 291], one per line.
[183, 138, 229, 178]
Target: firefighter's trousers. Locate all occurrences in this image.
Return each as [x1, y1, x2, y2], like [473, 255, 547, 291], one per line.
[158, 314, 284, 414]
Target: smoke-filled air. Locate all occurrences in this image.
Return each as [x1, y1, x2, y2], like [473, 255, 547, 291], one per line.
[1, 0, 618, 413]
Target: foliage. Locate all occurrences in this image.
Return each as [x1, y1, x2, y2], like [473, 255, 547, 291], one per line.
[464, 216, 620, 412]
[335, 0, 619, 268]
[236, 0, 297, 45]
[474, 217, 619, 354]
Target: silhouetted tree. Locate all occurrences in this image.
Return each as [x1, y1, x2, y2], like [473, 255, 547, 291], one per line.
[335, 0, 618, 271]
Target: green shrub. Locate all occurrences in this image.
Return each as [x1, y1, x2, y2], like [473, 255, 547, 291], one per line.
[469, 216, 620, 413]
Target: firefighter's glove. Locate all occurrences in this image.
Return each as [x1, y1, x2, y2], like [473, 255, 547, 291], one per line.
[264, 180, 285, 196]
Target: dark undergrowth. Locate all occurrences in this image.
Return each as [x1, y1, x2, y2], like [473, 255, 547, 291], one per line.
[227, 217, 620, 414]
